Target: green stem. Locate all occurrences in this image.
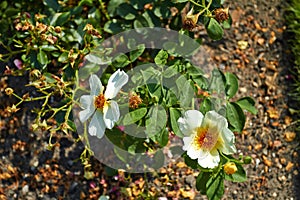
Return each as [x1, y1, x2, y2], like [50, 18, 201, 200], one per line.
[189, 0, 205, 8]
[99, 0, 110, 20]
[220, 152, 244, 165]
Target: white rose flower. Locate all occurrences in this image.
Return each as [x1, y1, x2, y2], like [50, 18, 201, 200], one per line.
[79, 69, 128, 138]
[178, 110, 236, 168]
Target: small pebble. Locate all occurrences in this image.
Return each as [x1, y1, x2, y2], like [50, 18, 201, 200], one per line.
[22, 185, 29, 195]
[255, 158, 260, 167]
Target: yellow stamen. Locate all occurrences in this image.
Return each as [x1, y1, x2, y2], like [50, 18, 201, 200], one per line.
[194, 126, 218, 151]
[94, 94, 107, 110]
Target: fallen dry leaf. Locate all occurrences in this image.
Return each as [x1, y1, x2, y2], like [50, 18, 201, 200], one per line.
[180, 189, 196, 199]
[284, 116, 292, 125]
[262, 155, 272, 167]
[254, 143, 263, 151]
[286, 162, 294, 172]
[284, 131, 296, 142]
[269, 31, 276, 44]
[237, 40, 248, 50]
[257, 38, 265, 45]
[176, 162, 187, 168]
[267, 107, 280, 119]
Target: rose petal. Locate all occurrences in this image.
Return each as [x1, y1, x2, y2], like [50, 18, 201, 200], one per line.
[103, 100, 120, 129]
[79, 95, 95, 122]
[89, 74, 103, 96]
[104, 69, 128, 99]
[178, 110, 203, 136]
[88, 111, 106, 139]
[197, 149, 220, 168]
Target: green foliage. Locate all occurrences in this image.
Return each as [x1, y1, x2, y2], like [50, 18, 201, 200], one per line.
[0, 0, 255, 199]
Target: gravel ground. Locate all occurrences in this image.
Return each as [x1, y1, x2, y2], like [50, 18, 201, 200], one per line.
[1, 0, 299, 200]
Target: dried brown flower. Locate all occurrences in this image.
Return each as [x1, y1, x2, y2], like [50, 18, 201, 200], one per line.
[5, 88, 14, 95]
[183, 7, 201, 31]
[214, 8, 229, 23]
[129, 93, 142, 109]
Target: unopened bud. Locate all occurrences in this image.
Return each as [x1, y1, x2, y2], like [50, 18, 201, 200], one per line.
[243, 156, 252, 164]
[224, 162, 238, 175]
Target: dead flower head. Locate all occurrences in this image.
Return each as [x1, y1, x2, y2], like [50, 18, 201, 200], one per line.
[5, 88, 14, 95]
[84, 24, 102, 38]
[183, 7, 201, 31]
[7, 104, 20, 113]
[129, 93, 142, 109]
[214, 8, 229, 23]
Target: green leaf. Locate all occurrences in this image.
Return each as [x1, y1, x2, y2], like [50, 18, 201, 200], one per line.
[104, 19, 125, 34]
[171, 0, 188, 2]
[51, 12, 70, 26]
[154, 2, 171, 19]
[112, 53, 131, 68]
[145, 105, 167, 137]
[107, 0, 126, 16]
[117, 3, 138, 20]
[0, 1, 8, 10]
[142, 10, 161, 27]
[141, 66, 161, 83]
[164, 88, 178, 107]
[41, 45, 58, 51]
[147, 83, 162, 102]
[225, 72, 239, 99]
[163, 65, 179, 78]
[222, 16, 232, 29]
[133, 16, 149, 28]
[129, 44, 145, 62]
[226, 102, 245, 132]
[4, 8, 19, 17]
[196, 171, 211, 194]
[121, 108, 147, 126]
[44, 0, 60, 11]
[37, 49, 48, 65]
[209, 69, 226, 95]
[236, 97, 258, 115]
[130, 0, 152, 10]
[155, 128, 169, 147]
[206, 18, 224, 40]
[200, 98, 213, 114]
[58, 52, 68, 63]
[206, 172, 224, 200]
[154, 50, 168, 67]
[169, 107, 183, 137]
[183, 153, 199, 169]
[224, 163, 247, 182]
[176, 76, 194, 108]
